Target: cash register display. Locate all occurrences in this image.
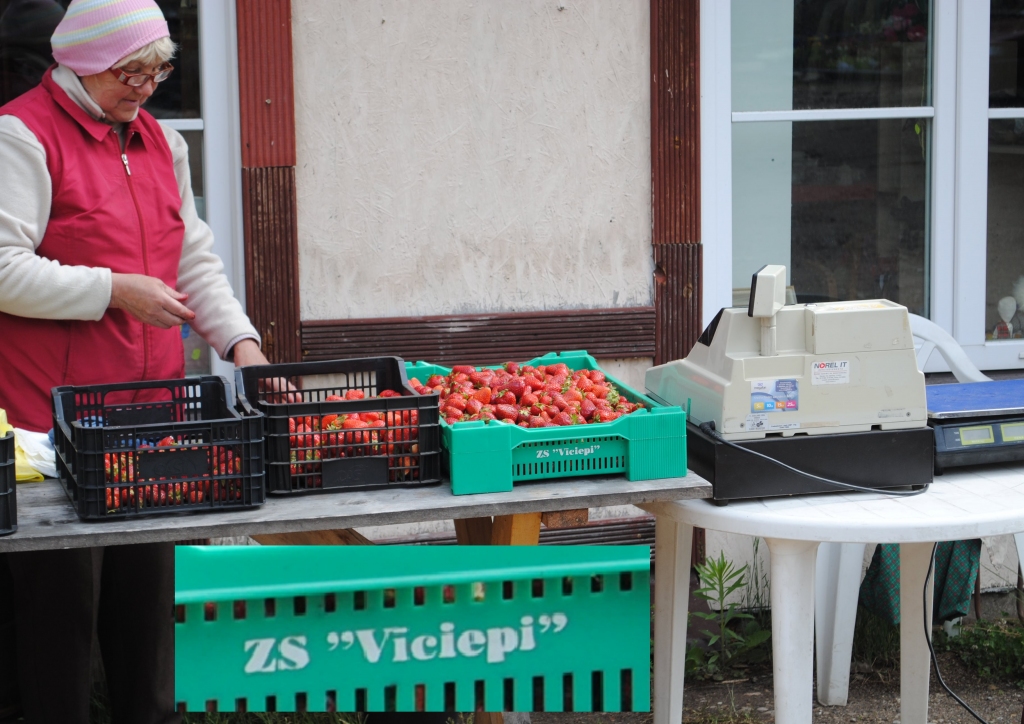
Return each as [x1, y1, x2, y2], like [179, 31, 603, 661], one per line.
[960, 426, 995, 445]
[1000, 422, 1024, 442]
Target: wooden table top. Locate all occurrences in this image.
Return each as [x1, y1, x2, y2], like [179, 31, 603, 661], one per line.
[0, 474, 711, 552]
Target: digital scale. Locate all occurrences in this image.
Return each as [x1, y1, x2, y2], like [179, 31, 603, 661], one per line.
[928, 379, 1024, 473]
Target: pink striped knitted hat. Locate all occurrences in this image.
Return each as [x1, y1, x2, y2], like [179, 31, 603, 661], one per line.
[50, 0, 169, 77]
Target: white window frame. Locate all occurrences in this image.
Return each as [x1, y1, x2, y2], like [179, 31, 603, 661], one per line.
[161, 1, 245, 380]
[700, 0, 1024, 372]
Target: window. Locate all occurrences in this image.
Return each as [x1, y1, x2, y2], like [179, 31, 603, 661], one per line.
[702, 0, 1024, 371]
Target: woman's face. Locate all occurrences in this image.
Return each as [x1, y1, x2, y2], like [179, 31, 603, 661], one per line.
[79, 60, 162, 124]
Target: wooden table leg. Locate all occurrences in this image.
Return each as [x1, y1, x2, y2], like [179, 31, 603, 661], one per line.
[764, 537, 819, 724]
[900, 542, 935, 724]
[653, 516, 693, 724]
[491, 513, 542, 545]
[454, 517, 494, 545]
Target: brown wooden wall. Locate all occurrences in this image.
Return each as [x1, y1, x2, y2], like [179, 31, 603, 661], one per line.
[301, 308, 656, 366]
[651, 0, 704, 564]
[651, 0, 702, 365]
[236, 0, 301, 362]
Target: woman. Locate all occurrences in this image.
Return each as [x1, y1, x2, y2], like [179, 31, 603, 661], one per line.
[0, 0, 269, 721]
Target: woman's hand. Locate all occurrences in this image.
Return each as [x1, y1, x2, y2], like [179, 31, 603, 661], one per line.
[232, 339, 299, 402]
[109, 273, 195, 328]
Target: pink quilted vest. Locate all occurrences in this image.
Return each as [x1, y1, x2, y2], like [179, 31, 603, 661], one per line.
[0, 67, 185, 431]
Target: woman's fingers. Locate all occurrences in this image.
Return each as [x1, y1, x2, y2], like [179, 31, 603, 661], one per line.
[110, 273, 195, 328]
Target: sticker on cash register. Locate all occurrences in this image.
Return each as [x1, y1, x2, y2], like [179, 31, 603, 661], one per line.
[812, 360, 850, 386]
[750, 379, 799, 413]
[745, 413, 801, 432]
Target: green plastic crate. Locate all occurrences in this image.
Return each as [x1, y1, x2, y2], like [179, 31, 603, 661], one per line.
[175, 545, 651, 713]
[405, 351, 686, 495]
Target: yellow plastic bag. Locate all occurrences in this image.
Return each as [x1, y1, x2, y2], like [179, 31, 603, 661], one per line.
[0, 409, 44, 482]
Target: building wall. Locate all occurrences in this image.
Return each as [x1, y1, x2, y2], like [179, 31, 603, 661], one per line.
[291, 0, 653, 323]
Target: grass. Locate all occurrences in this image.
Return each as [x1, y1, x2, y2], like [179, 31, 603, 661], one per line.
[937, 616, 1024, 688]
[680, 685, 762, 724]
[850, 604, 901, 671]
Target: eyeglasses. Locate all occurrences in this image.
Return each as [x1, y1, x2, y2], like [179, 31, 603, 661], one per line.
[108, 63, 174, 87]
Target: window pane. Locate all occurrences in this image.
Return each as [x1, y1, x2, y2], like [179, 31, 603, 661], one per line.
[0, 0, 199, 115]
[986, 119, 1024, 339]
[177, 128, 210, 372]
[145, 0, 200, 119]
[990, 1, 1024, 108]
[0, 0, 66, 105]
[733, 0, 931, 112]
[178, 129, 205, 218]
[733, 118, 928, 315]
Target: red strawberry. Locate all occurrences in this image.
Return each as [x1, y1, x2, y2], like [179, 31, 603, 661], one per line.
[521, 392, 539, 407]
[581, 399, 597, 419]
[466, 398, 483, 415]
[446, 396, 467, 412]
[326, 394, 344, 401]
[469, 371, 494, 388]
[552, 411, 573, 426]
[378, 389, 400, 397]
[506, 377, 526, 400]
[494, 404, 518, 421]
[471, 387, 492, 404]
[345, 389, 365, 400]
[443, 405, 465, 420]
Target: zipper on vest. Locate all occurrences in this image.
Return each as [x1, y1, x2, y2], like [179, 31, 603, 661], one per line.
[120, 134, 152, 381]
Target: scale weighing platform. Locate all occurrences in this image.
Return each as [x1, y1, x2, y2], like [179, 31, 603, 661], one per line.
[928, 378, 1024, 472]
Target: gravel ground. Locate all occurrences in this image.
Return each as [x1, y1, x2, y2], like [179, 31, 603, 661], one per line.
[533, 651, 1023, 724]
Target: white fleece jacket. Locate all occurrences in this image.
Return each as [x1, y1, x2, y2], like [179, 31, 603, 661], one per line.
[0, 65, 259, 359]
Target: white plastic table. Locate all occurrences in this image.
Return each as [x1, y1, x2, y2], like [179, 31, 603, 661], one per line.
[640, 462, 1024, 724]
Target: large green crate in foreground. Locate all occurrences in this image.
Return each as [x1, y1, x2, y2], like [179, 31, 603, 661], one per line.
[406, 351, 686, 495]
[175, 546, 651, 713]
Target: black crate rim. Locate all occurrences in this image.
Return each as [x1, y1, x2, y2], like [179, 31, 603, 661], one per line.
[236, 358, 441, 495]
[52, 377, 266, 521]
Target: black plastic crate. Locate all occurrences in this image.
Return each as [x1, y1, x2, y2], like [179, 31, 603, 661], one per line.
[52, 376, 265, 520]
[0, 432, 14, 536]
[235, 357, 441, 494]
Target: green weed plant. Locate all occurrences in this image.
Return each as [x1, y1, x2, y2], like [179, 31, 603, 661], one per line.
[686, 551, 771, 681]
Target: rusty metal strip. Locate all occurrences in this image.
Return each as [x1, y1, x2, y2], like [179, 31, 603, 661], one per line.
[300, 308, 657, 365]
[242, 167, 302, 363]
[653, 243, 702, 365]
[650, 0, 700, 246]
[235, 0, 296, 168]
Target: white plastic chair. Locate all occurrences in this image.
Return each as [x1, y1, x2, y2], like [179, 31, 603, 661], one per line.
[814, 314, 1023, 706]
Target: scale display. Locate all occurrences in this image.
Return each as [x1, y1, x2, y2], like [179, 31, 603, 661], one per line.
[926, 380, 1024, 472]
[931, 416, 1024, 471]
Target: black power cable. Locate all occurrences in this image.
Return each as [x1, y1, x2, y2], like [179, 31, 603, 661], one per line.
[923, 542, 990, 724]
[698, 421, 931, 498]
